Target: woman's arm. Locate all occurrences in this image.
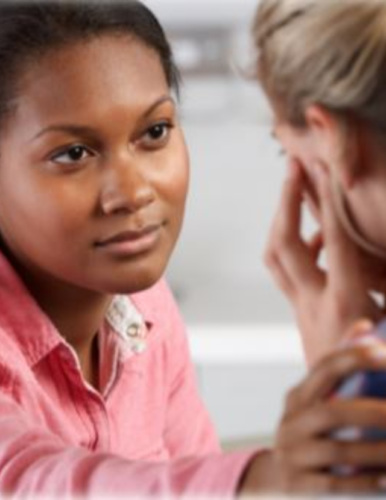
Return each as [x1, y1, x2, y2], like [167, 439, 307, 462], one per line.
[0, 389, 254, 496]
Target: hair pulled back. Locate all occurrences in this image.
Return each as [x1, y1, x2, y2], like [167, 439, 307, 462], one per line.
[253, 0, 386, 132]
[0, 0, 180, 125]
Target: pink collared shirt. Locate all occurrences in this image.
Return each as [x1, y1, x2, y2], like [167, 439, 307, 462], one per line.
[0, 250, 256, 497]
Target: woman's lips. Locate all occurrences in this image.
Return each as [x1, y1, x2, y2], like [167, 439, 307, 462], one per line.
[95, 224, 162, 256]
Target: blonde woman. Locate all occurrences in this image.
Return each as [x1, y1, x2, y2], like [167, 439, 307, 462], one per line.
[255, 0, 386, 367]
[237, 0, 386, 494]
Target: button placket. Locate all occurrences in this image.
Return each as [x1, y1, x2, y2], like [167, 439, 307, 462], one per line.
[127, 323, 147, 354]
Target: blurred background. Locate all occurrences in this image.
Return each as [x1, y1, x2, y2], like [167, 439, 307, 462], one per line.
[143, 0, 307, 448]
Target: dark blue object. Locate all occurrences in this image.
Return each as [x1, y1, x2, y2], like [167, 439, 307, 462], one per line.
[334, 318, 386, 441]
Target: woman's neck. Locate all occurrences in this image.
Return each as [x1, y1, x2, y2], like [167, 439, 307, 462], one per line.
[32, 276, 111, 388]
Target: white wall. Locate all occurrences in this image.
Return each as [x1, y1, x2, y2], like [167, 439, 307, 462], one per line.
[143, 0, 258, 26]
[142, 0, 307, 442]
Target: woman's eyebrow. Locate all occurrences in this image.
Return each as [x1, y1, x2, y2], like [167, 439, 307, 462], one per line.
[29, 95, 175, 142]
[143, 95, 175, 117]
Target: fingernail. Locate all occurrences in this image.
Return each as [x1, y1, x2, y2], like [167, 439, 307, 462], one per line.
[350, 318, 375, 338]
[368, 343, 386, 361]
[339, 319, 375, 348]
[355, 336, 381, 348]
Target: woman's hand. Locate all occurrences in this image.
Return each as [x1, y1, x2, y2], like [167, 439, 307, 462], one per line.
[239, 339, 386, 495]
[264, 159, 384, 366]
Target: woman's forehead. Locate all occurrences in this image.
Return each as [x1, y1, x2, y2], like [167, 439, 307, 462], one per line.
[7, 36, 170, 135]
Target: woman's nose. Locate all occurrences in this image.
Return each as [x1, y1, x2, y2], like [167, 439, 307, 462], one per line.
[99, 159, 156, 215]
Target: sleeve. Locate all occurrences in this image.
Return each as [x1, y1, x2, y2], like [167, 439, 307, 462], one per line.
[0, 390, 256, 497]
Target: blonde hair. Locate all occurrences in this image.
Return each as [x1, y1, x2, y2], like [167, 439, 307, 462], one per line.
[254, 0, 386, 259]
[253, 0, 386, 130]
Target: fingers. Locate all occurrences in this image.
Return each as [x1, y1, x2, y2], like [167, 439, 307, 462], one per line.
[308, 230, 324, 264]
[285, 435, 386, 469]
[279, 398, 386, 448]
[264, 253, 294, 297]
[313, 161, 363, 292]
[239, 447, 386, 495]
[358, 249, 386, 295]
[303, 169, 321, 223]
[283, 341, 386, 416]
[279, 471, 386, 495]
[265, 159, 324, 296]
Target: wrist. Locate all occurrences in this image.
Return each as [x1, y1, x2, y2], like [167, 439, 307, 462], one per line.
[237, 449, 276, 496]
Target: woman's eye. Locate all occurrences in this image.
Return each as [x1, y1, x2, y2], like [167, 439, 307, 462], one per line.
[141, 122, 173, 147]
[51, 145, 93, 164]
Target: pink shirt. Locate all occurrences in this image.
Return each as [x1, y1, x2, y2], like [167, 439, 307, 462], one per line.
[0, 250, 256, 497]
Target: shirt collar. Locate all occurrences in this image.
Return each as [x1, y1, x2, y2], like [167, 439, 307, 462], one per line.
[104, 295, 149, 355]
[0, 250, 61, 366]
[0, 249, 157, 367]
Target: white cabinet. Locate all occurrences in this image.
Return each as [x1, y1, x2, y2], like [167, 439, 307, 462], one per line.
[189, 324, 306, 443]
[197, 362, 305, 443]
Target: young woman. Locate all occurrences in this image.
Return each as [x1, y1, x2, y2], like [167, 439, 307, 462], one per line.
[0, 1, 251, 495]
[0, 0, 384, 497]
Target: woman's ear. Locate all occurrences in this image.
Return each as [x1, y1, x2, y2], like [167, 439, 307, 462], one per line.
[304, 104, 363, 190]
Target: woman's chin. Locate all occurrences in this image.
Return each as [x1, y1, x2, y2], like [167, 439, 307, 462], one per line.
[96, 266, 166, 295]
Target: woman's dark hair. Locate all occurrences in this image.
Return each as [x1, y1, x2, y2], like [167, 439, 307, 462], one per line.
[0, 0, 180, 125]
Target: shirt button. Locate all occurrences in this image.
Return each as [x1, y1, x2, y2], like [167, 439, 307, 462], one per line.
[127, 323, 140, 338]
[132, 340, 147, 354]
